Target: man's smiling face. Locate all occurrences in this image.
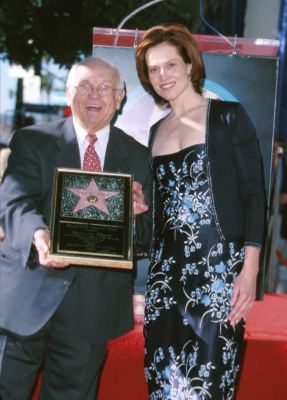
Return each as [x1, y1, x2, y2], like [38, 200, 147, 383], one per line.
[66, 60, 124, 134]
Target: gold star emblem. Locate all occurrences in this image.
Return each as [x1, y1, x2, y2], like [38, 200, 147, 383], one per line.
[68, 179, 118, 215]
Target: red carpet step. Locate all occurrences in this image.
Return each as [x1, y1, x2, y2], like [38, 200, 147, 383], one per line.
[32, 294, 287, 400]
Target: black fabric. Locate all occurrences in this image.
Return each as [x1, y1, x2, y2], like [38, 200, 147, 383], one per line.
[0, 280, 106, 400]
[145, 145, 245, 399]
[148, 100, 266, 247]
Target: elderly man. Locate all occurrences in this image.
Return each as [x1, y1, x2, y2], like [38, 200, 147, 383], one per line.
[0, 57, 151, 400]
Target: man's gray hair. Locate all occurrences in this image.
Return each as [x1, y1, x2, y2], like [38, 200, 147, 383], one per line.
[67, 56, 125, 91]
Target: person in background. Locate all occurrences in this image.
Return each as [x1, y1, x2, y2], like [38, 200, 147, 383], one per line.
[274, 138, 287, 269]
[0, 142, 10, 182]
[0, 142, 11, 242]
[135, 23, 265, 399]
[0, 57, 151, 400]
[280, 168, 287, 238]
[278, 140, 287, 240]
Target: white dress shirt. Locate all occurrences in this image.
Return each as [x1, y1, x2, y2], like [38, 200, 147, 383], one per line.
[73, 117, 110, 169]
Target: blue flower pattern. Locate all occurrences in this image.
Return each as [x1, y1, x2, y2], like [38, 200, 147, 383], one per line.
[145, 145, 245, 399]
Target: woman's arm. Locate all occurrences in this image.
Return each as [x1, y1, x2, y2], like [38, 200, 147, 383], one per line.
[231, 104, 266, 248]
[228, 104, 265, 324]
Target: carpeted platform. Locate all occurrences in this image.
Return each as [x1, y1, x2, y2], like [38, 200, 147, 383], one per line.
[32, 294, 287, 399]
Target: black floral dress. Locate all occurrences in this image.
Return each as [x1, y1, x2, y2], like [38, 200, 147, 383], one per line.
[144, 144, 245, 400]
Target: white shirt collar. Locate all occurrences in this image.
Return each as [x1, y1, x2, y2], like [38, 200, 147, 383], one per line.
[72, 117, 110, 168]
[72, 117, 110, 145]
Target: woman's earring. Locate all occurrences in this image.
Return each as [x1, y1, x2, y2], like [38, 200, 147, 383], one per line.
[188, 69, 192, 77]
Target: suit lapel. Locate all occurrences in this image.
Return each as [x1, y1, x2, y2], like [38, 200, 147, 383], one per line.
[53, 122, 130, 172]
[104, 126, 129, 173]
[54, 117, 81, 169]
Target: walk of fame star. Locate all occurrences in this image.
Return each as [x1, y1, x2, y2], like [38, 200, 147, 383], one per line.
[68, 179, 119, 215]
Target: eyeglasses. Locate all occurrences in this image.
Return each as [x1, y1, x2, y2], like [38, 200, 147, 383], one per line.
[72, 82, 118, 97]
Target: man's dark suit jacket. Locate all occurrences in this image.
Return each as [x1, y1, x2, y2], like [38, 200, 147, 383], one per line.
[0, 117, 151, 343]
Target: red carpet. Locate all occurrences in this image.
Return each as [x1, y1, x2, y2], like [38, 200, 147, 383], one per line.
[32, 294, 287, 400]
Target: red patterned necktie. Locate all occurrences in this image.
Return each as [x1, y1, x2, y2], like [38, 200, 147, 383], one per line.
[83, 134, 102, 171]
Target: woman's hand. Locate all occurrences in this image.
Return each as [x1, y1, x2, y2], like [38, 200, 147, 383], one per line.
[228, 246, 260, 325]
[133, 181, 149, 215]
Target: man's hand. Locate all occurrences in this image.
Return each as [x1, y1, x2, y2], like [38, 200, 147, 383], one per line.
[133, 181, 149, 215]
[33, 229, 69, 268]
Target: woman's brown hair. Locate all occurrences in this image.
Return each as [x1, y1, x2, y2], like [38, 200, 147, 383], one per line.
[135, 23, 205, 106]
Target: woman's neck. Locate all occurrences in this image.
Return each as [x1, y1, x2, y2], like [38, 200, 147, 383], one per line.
[169, 91, 207, 118]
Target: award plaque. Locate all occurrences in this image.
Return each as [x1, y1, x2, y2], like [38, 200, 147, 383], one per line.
[48, 168, 133, 269]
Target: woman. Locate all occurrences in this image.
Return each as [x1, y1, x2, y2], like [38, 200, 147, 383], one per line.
[135, 23, 265, 399]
